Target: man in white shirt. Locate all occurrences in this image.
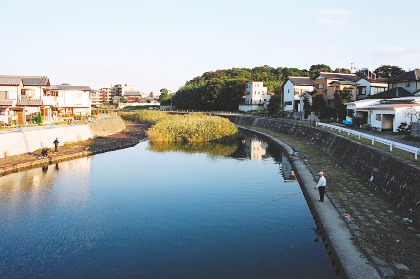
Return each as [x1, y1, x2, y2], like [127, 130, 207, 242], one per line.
[315, 171, 326, 202]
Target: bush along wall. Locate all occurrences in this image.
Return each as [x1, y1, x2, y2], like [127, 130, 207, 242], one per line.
[234, 116, 420, 225]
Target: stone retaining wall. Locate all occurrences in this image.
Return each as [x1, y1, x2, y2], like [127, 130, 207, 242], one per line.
[0, 117, 125, 158]
[235, 116, 420, 224]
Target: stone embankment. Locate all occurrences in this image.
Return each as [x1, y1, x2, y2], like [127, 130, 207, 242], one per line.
[0, 117, 126, 158]
[235, 116, 420, 226]
[0, 123, 149, 177]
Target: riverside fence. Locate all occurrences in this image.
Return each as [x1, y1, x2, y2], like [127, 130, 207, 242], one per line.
[317, 122, 420, 160]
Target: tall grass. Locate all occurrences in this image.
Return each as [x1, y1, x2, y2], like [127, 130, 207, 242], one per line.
[146, 113, 238, 142]
[119, 110, 169, 124]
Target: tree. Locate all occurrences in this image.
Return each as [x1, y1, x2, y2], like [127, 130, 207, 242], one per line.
[309, 64, 332, 79]
[267, 94, 282, 115]
[159, 88, 173, 105]
[373, 65, 405, 78]
[35, 112, 43, 125]
[312, 94, 328, 118]
[333, 68, 351, 74]
[333, 89, 353, 121]
[302, 95, 312, 119]
[149, 92, 154, 98]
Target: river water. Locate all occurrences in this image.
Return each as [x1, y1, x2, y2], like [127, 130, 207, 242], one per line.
[0, 135, 336, 278]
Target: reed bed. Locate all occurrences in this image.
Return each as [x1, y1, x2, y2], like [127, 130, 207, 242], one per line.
[119, 110, 169, 124]
[146, 113, 238, 142]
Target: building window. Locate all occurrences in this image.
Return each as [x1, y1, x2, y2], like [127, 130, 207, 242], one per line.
[285, 101, 292, 105]
[318, 84, 324, 89]
[0, 91, 8, 99]
[376, 114, 381, 121]
[406, 81, 411, 87]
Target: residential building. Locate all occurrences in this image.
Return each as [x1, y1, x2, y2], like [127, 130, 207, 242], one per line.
[90, 90, 103, 107]
[356, 77, 388, 100]
[111, 84, 137, 99]
[239, 82, 271, 112]
[124, 91, 142, 103]
[43, 84, 92, 120]
[388, 70, 420, 94]
[0, 75, 50, 125]
[244, 82, 269, 105]
[346, 96, 420, 132]
[282, 77, 315, 111]
[314, 72, 359, 104]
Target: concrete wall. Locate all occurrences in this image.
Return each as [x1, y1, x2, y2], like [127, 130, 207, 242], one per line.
[0, 117, 125, 158]
[234, 116, 420, 224]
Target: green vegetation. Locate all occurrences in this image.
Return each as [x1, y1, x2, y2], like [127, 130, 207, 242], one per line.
[147, 113, 238, 142]
[119, 111, 238, 142]
[35, 112, 43, 125]
[119, 110, 169, 124]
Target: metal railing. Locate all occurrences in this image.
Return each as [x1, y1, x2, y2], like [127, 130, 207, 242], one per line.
[317, 122, 420, 160]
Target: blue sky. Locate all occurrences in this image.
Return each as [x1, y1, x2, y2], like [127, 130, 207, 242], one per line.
[1, 0, 419, 94]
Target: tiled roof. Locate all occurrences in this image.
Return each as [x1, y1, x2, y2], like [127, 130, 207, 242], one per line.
[22, 76, 50, 86]
[288, 77, 315, 86]
[388, 70, 420, 82]
[16, 96, 43, 106]
[0, 100, 13, 106]
[0, 76, 21, 86]
[46, 85, 91, 91]
[0, 75, 49, 86]
[365, 87, 412, 99]
[318, 72, 360, 82]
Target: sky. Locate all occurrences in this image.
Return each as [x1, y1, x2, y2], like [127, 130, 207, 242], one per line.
[1, 0, 419, 94]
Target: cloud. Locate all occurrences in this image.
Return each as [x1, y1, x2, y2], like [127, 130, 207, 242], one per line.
[317, 8, 349, 27]
[374, 46, 420, 57]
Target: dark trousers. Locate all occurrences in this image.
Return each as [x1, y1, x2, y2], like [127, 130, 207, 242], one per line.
[318, 186, 326, 202]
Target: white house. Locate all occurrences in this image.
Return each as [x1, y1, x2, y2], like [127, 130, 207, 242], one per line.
[239, 82, 271, 112]
[388, 70, 420, 94]
[346, 97, 420, 132]
[244, 82, 269, 104]
[43, 84, 92, 121]
[356, 77, 388, 100]
[283, 77, 315, 111]
[0, 75, 50, 125]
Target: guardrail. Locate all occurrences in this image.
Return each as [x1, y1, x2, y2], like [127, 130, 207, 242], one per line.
[317, 122, 420, 160]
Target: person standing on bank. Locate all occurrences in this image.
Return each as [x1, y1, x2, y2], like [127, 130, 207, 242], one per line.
[53, 138, 59, 152]
[315, 171, 326, 202]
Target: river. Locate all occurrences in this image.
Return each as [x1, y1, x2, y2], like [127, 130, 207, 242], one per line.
[0, 135, 336, 278]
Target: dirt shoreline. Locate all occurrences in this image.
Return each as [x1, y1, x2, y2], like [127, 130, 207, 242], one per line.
[0, 124, 149, 176]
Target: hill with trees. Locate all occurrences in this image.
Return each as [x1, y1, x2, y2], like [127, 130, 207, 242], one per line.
[173, 64, 406, 111]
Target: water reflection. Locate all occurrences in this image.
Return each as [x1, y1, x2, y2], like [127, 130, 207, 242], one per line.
[148, 141, 237, 157]
[0, 158, 92, 225]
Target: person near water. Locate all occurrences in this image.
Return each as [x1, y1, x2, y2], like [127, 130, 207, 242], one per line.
[314, 171, 326, 202]
[53, 138, 59, 152]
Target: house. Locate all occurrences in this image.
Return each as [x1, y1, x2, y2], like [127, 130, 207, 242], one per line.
[239, 82, 271, 112]
[346, 97, 420, 132]
[282, 77, 315, 111]
[314, 72, 359, 105]
[124, 91, 142, 103]
[355, 77, 388, 100]
[388, 70, 420, 94]
[43, 84, 92, 120]
[0, 75, 50, 125]
[364, 87, 412, 99]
